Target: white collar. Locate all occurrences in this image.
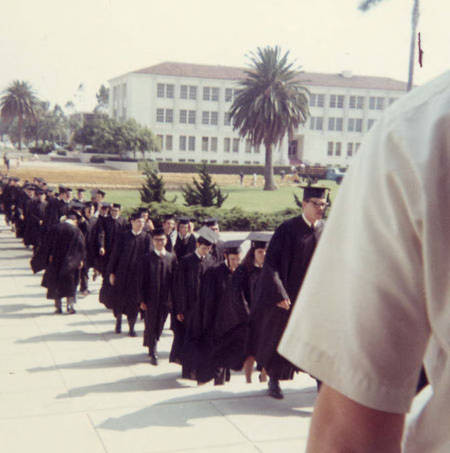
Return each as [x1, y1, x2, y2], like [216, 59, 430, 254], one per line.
[154, 248, 167, 257]
[131, 229, 143, 236]
[302, 213, 316, 229]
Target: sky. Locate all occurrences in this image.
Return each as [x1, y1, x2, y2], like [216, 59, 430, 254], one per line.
[1, 0, 448, 111]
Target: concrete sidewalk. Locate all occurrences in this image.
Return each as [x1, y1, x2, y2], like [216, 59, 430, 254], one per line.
[0, 216, 316, 453]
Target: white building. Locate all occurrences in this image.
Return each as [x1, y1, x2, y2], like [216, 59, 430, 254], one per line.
[108, 62, 407, 167]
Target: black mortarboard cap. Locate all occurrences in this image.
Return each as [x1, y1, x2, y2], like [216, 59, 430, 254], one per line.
[203, 217, 218, 227]
[246, 232, 273, 249]
[152, 227, 166, 237]
[138, 207, 149, 213]
[58, 185, 66, 193]
[112, 203, 121, 209]
[70, 201, 84, 211]
[67, 209, 82, 220]
[129, 211, 143, 221]
[223, 239, 243, 255]
[177, 216, 190, 225]
[83, 201, 94, 208]
[163, 213, 175, 221]
[77, 188, 85, 193]
[300, 185, 329, 200]
[100, 202, 111, 209]
[35, 188, 44, 196]
[46, 186, 55, 193]
[97, 189, 106, 197]
[196, 226, 219, 245]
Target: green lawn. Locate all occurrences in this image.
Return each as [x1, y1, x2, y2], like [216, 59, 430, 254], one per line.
[106, 181, 340, 213]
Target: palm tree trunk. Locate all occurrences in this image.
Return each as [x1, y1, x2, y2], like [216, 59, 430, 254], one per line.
[407, 0, 420, 91]
[263, 143, 277, 191]
[18, 113, 23, 151]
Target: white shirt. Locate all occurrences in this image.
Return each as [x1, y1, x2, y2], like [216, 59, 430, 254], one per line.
[279, 71, 450, 453]
[153, 249, 166, 257]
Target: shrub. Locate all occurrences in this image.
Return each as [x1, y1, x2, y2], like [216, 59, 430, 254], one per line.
[90, 156, 105, 163]
[139, 163, 176, 204]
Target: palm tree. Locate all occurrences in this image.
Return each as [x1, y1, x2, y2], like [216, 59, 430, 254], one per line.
[229, 46, 309, 190]
[0, 80, 38, 150]
[359, 0, 420, 91]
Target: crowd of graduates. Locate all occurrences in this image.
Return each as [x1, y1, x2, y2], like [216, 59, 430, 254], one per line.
[0, 173, 326, 398]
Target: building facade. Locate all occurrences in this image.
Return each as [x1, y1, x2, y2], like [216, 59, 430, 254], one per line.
[109, 62, 407, 167]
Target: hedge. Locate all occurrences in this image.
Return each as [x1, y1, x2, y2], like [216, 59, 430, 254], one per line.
[123, 201, 300, 231]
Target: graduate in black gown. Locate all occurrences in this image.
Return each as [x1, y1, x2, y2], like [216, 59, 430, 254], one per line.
[202, 218, 225, 263]
[194, 240, 249, 385]
[140, 228, 177, 365]
[253, 186, 329, 399]
[107, 212, 151, 336]
[41, 208, 86, 314]
[23, 188, 47, 249]
[173, 216, 196, 259]
[170, 226, 217, 376]
[78, 202, 98, 296]
[233, 232, 272, 383]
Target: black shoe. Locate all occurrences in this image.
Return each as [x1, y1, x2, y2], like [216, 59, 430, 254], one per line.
[268, 380, 284, 399]
[149, 353, 158, 366]
[128, 330, 137, 337]
[67, 307, 76, 314]
[54, 308, 62, 314]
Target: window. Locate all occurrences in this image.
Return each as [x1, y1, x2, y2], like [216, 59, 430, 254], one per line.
[178, 159, 186, 162]
[188, 110, 196, 124]
[188, 136, 195, 151]
[189, 86, 197, 100]
[309, 93, 317, 107]
[245, 139, 252, 153]
[224, 138, 231, 152]
[347, 143, 353, 157]
[232, 138, 240, 153]
[348, 118, 355, 132]
[179, 136, 186, 151]
[157, 83, 165, 98]
[327, 142, 333, 156]
[225, 88, 233, 102]
[156, 108, 164, 122]
[165, 109, 173, 123]
[122, 84, 127, 101]
[335, 142, 342, 156]
[202, 111, 209, 125]
[317, 94, 325, 107]
[180, 85, 188, 99]
[203, 87, 210, 101]
[376, 97, 385, 110]
[368, 119, 376, 130]
[254, 145, 260, 154]
[369, 97, 376, 110]
[202, 137, 209, 152]
[329, 95, 337, 108]
[166, 84, 174, 98]
[157, 135, 163, 148]
[328, 117, 335, 131]
[337, 95, 344, 108]
[355, 119, 363, 132]
[212, 87, 219, 101]
[357, 96, 364, 109]
[310, 117, 324, 130]
[165, 135, 173, 151]
[179, 110, 187, 124]
[211, 137, 218, 152]
[336, 118, 343, 131]
[224, 112, 231, 126]
[349, 96, 356, 109]
[211, 112, 218, 125]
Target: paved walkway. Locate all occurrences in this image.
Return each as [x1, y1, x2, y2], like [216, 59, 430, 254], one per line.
[0, 216, 317, 453]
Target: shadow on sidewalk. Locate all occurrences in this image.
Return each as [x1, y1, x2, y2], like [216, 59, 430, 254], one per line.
[0, 302, 52, 313]
[0, 293, 44, 300]
[98, 387, 316, 430]
[56, 373, 190, 398]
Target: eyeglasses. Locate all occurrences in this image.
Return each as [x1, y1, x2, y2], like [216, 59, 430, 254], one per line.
[309, 200, 329, 208]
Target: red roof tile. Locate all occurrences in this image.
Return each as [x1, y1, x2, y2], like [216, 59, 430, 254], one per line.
[130, 61, 407, 91]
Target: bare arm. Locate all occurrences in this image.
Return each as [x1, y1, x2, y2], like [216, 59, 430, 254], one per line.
[307, 384, 405, 453]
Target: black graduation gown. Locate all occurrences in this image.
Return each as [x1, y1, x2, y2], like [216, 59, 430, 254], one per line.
[253, 215, 317, 380]
[173, 234, 196, 259]
[41, 221, 86, 299]
[141, 250, 177, 347]
[24, 199, 46, 247]
[105, 230, 150, 318]
[194, 263, 249, 383]
[97, 215, 128, 275]
[233, 263, 263, 357]
[210, 239, 225, 263]
[170, 252, 214, 371]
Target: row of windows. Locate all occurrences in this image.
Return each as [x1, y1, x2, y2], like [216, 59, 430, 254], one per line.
[309, 93, 398, 110]
[156, 108, 232, 126]
[154, 157, 260, 165]
[156, 134, 257, 154]
[310, 116, 377, 132]
[157, 83, 239, 102]
[327, 141, 361, 157]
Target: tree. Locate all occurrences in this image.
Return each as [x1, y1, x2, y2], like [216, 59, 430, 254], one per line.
[139, 162, 176, 203]
[229, 46, 309, 190]
[0, 80, 38, 150]
[182, 164, 228, 207]
[94, 84, 109, 113]
[359, 0, 420, 91]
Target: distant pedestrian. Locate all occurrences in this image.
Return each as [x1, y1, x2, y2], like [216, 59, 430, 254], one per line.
[239, 171, 244, 186]
[3, 152, 10, 172]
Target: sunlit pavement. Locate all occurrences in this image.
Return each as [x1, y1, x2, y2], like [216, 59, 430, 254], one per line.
[0, 215, 317, 453]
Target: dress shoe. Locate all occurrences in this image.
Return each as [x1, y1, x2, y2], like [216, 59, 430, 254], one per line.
[67, 307, 76, 314]
[128, 329, 137, 337]
[54, 308, 62, 314]
[149, 354, 158, 366]
[268, 379, 284, 399]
